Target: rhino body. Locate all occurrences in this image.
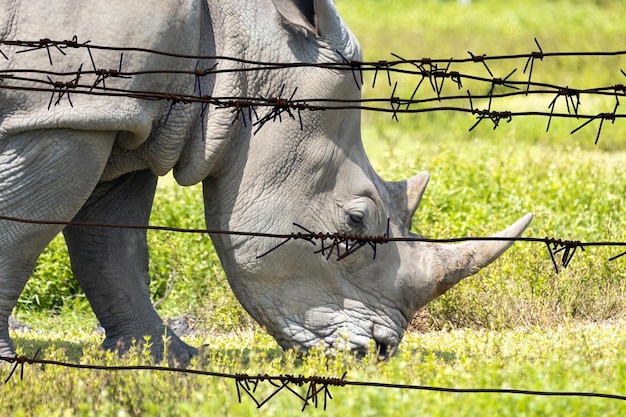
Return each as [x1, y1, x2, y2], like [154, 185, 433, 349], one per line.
[0, 0, 531, 365]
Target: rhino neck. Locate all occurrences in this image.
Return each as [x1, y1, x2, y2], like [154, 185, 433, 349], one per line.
[171, 1, 252, 186]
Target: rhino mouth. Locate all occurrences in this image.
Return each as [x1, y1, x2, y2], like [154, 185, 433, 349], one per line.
[270, 315, 403, 361]
[276, 336, 398, 361]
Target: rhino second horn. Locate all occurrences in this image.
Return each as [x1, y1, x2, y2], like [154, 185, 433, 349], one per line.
[388, 171, 430, 229]
[429, 213, 533, 298]
[405, 171, 430, 220]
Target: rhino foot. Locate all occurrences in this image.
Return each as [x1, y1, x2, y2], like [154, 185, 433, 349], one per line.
[102, 325, 197, 368]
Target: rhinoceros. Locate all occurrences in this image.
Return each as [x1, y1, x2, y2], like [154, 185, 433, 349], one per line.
[0, 0, 531, 365]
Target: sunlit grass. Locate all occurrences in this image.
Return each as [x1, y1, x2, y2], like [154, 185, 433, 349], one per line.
[4, 320, 626, 415]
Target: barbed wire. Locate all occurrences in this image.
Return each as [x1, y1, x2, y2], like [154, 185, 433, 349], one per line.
[2, 38, 626, 142]
[0, 214, 624, 274]
[2, 353, 626, 410]
[3, 37, 626, 410]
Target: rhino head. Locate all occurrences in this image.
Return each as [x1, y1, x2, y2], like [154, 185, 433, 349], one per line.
[198, 0, 532, 357]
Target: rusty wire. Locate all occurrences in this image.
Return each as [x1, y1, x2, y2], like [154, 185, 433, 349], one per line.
[1, 38, 626, 142]
[0, 40, 624, 268]
[2, 353, 626, 410]
[3, 37, 626, 409]
[0, 214, 624, 274]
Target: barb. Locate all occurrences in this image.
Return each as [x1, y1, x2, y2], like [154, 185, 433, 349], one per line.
[15, 38, 68, 65]
[544, 238, 585, 274]
[570, 111, 617, 145]
[547, 87, 580, 132]
[3, 348, 40, 384]
[45, 64, 82, 109]
[255, 223, 317, 259]
[258, 219, 391, 262]
[489, 68, 520, 94]
[336, 49, 363, 90]
[253, 85, 305, 134]
[523, 38, 544, 93]
[468, 88, 513, 131]
[371, 60, 393, 88]
[162, 94, 190, 125]
[193, 60, 219, 140]
[90, 53, 130, 91]
[432, 60, 453, 98]
[468, 51, 494, 77]
[228, 99, 257, 128]
[391, 53, 434, 111]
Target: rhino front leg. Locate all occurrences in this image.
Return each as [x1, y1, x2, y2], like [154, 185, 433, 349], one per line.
[63, 169, 196, 367]
[0, 129, 115, 359]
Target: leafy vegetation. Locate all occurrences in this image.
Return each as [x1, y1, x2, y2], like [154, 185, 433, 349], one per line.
[5, 0, 626, 415]
[4, 323, 626, 416]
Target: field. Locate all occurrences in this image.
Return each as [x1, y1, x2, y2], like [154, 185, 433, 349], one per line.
[4, 0, 626, 415]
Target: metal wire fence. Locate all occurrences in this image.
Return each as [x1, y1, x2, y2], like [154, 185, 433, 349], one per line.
[0, 213, 624, 273]
[1, 38, 626, 141]
[2, 37, 626, 409]
[2, 351, 626, 410]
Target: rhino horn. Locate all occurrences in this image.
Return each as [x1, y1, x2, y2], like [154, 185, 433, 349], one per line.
[389, 174, 532, 301]
[426, 213, 533, 298]
[406, 171, 430, 215]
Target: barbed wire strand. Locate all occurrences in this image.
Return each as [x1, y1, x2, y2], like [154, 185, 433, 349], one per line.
[2, 38, 626, 142]
[2, 354, 626, 410]
[3, 38, 626, 409]
[0, 215, 624, 274]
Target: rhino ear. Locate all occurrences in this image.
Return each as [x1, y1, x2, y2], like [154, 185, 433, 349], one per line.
[272, 0, 317, 35]
[272, 0, 341, 37]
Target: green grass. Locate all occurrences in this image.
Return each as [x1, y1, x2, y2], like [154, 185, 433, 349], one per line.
[7, 0, 626, 414]
[4, 321, 626, 416]
[337, 0, 626, 330]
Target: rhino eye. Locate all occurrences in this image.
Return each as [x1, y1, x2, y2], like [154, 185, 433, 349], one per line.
[346, 212, 363, 228]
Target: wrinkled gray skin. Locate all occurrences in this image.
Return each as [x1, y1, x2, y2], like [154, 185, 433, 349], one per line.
[0, 0, 532, 366]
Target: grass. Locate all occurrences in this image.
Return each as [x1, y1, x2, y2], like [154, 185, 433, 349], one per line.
[6, 0, 626, 415]
[339, 0, 626, 330]
[4, 322, 626, 416]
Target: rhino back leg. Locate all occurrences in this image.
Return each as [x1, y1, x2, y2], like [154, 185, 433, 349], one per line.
[0, 129, 115, 359]
[63, 169, 196, 366]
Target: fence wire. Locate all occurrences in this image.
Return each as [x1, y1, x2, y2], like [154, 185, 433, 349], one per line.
[2, 37, 626, 409]
[2, 353, 626, 411]
[1, 38, 626, 142]
[0, 214, 623, 275]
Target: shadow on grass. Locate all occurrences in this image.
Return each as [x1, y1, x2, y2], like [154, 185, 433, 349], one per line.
[10, 333, 286, 371]
[8, 329, 459, 374]
[11, 336, 87, 363]
[405, 346, 458, 363]
[197, 345, 287, 368]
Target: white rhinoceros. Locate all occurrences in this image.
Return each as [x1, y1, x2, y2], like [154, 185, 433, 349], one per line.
[0, 0, 531, 365]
